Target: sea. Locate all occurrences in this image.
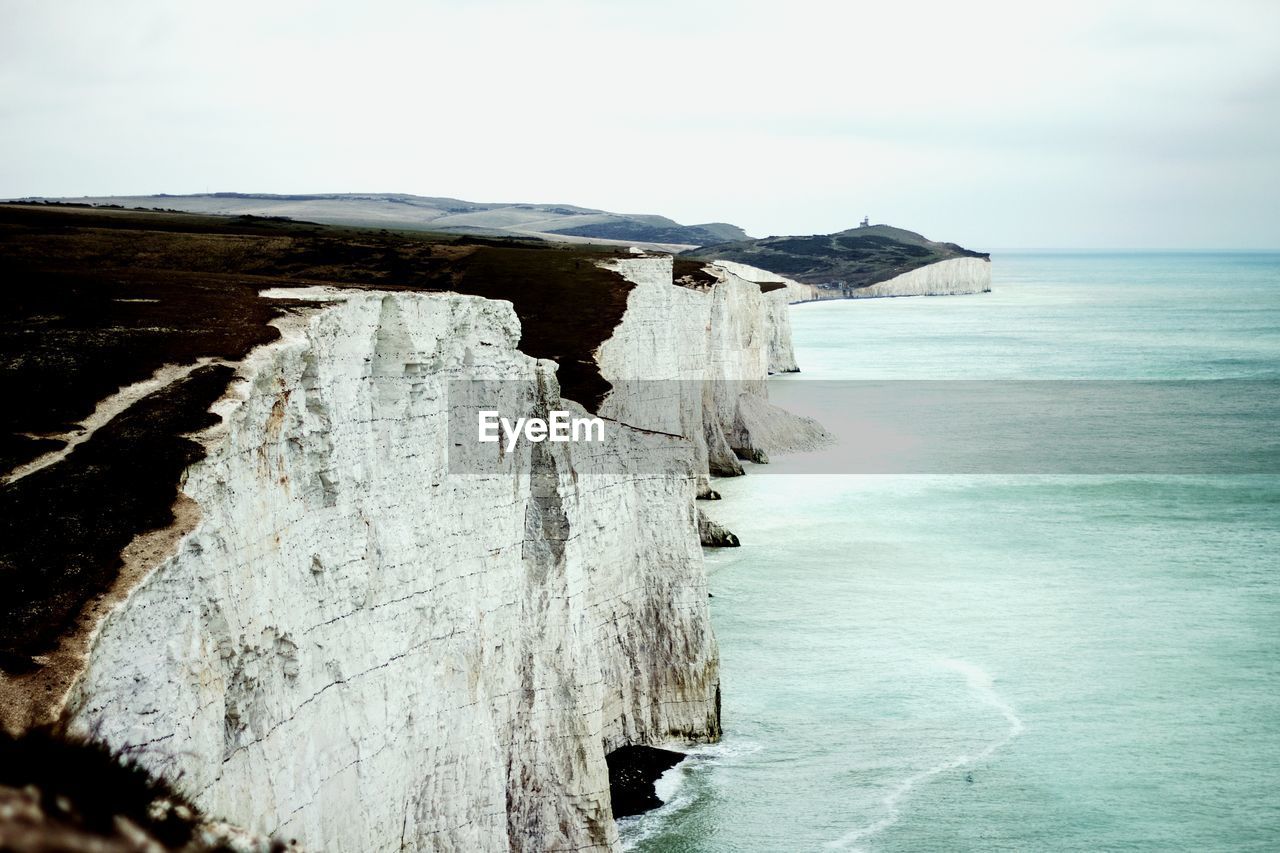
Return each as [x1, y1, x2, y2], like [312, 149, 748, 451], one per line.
[619, 251, 1280, 852]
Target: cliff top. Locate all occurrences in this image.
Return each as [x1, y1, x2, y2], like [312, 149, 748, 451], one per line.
[0, 203, 639, 676]
[680, 223, 989, 289]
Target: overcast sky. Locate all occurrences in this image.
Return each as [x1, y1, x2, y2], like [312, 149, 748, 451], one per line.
[2, 0, 1278, 248]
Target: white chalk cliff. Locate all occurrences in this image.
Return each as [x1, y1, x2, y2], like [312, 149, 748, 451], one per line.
[596, 257, 829, 485]
[48, 257, 822, 851]
[706, 259, 825, 306]
[711, 256, 991, 301]
[845, 256, 992, 298]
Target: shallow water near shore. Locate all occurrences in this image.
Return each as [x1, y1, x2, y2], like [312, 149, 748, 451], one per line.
[620, 251, 1280, 851]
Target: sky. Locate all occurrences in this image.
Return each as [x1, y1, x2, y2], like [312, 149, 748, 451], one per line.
[1, 0, 1278, 248]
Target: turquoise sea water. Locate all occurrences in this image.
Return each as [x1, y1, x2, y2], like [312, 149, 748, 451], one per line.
[621, 252, 1280, 852]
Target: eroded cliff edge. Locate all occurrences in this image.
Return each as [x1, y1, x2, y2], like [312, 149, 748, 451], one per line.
[0, 206, 825, 851]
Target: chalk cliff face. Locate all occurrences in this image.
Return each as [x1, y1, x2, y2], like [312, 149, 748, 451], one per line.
[595, 257, 829, 489]
[63, 289, 719, 851]
[701, 261, 818, 374]
[711, 256, 991, 301]
[844, 257, 992, 298]
[50, 253, 819, 851]
[707, 259, 825, 305]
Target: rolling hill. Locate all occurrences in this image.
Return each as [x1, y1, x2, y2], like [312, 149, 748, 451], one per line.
[15, 193, 749, 251]
[682, 224, 989, 289]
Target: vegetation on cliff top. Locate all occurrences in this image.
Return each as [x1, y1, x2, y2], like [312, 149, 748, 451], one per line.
[682, 223, 989, 289]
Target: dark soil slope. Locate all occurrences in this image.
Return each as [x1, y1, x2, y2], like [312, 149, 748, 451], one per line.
[0, 727, 295, 851]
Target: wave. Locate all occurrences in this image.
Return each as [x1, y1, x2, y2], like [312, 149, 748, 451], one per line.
[824, 659, 1024, 851]
[617, 739, 763, 851]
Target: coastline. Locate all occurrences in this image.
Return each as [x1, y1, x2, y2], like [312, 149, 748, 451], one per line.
[610, 252, 1280, 852]
[0, 205, 831, 851]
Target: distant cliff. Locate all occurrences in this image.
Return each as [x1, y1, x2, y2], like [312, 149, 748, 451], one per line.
[682, 224, 991, 297]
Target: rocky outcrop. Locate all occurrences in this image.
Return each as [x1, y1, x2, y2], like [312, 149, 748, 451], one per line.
[697, 510, 740, 548]
[729, 392, 831, 458]
[604, 745, 687, 819]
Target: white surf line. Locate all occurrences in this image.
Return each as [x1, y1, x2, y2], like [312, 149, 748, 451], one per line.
[618, 739, 765, 851]
[2, 358, 222, 486]
[825, 659, 1025, 851]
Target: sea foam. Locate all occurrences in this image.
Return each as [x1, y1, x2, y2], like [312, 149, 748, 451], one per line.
[825, 659, 1024, 851]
